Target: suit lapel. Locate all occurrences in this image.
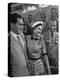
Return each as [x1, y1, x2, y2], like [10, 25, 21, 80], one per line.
[17, 35, 29, 65]
[17, 35, 26, 52]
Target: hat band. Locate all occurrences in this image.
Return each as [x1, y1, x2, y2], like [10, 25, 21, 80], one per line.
[32, 23, 42, 30]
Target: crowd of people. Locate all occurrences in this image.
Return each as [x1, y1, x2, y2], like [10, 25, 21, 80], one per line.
[8, 7, 58, 77]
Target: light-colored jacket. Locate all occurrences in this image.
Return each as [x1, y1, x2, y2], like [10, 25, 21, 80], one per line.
[8, 31, 30, 77]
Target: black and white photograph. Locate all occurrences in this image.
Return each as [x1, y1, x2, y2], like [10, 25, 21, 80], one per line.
[8, 3, 59, 77]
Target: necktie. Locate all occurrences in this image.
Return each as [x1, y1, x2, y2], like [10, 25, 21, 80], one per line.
[17, 35, 24, 48]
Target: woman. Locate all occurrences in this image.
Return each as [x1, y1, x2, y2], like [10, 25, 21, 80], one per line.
[26, 21, 51, 76]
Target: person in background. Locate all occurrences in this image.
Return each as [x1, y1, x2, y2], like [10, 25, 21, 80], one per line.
[8, 13, 30, 77]
[46, 7, 58, 42]
[26, 21, 51, 75]
[28, 14, 33, 25]
[23, 17, 32, 35]
[41, 12, 48, 38]
[45, 7, 58, 74]
[43, 7, 58, 42]
[41, 12, 46, 22]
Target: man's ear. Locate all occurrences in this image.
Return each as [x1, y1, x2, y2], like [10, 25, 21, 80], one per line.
[10, 23, 15, 31]
[10, 23, 14, 28]
[10, 23, 18, 34]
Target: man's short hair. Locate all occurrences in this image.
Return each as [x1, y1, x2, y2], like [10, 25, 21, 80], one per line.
[51, 7, 56, 12]
[10, 13, 23, 24]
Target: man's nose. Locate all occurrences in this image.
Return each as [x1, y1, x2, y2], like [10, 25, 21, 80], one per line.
[21, 25, 24, 29]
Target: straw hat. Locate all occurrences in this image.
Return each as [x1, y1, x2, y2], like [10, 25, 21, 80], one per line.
[32, 21, 43, 30]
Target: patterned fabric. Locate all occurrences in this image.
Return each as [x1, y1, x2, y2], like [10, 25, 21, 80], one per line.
[26, 35, 46, 75]
[29, 59, 45, 75]
[43, 18, 58, 68]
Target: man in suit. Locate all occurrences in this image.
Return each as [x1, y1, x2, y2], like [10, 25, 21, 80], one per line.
[8, 13, 30, 77]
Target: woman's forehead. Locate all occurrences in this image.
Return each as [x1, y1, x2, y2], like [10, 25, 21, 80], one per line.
[33, 26, 43, 32]
[36, 25, 43, 30]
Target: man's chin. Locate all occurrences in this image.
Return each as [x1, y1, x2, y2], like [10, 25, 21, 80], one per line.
[18, 30, 23, 33]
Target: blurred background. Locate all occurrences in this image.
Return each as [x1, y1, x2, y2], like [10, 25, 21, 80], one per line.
[9, 3, 58, 23]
